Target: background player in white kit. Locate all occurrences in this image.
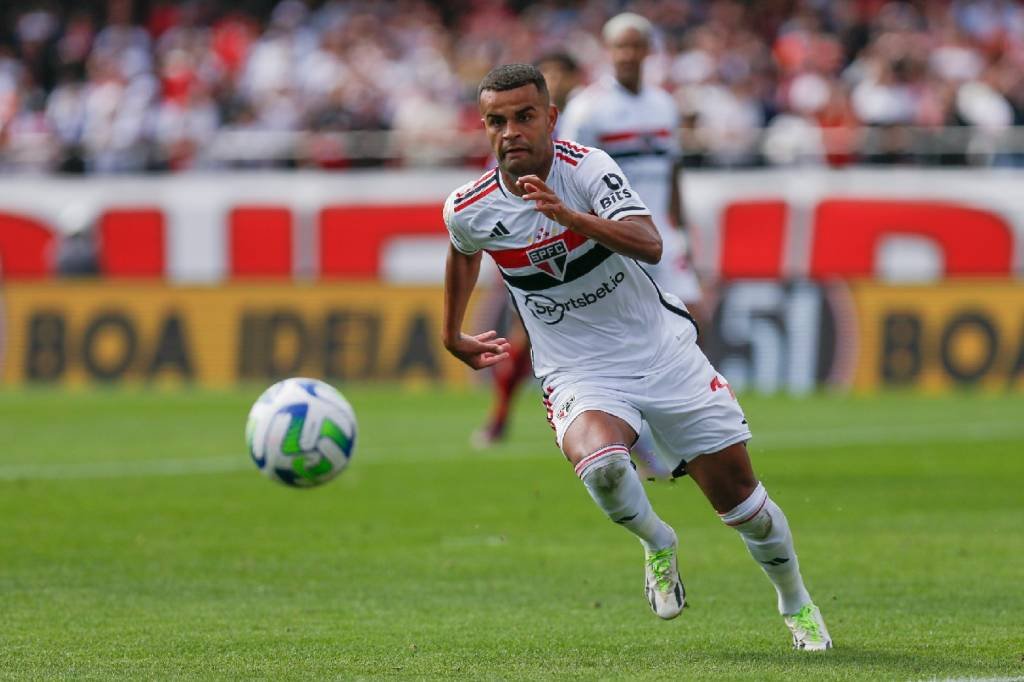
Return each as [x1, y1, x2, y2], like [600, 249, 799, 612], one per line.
[560, 13, 702, 478]
[560, 12, 701, 310]
[442, 63, 832, 651]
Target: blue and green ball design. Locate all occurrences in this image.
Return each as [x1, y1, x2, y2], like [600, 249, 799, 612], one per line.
[246, 378, 357, 488]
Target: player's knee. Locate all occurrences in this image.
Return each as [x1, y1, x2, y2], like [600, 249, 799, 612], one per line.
[719, 483, 773, 539]
[737, 507, 773, 539]
[573, 443, 631, 488]
[587, 458, 630, 492]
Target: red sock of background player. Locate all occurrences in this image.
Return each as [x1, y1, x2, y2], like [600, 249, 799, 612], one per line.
[487, 340, 531, 437]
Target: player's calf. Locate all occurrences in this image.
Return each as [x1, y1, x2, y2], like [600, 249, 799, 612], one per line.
[719, 483, 832, 649]
[575, 444, 672, 550]
[574, 443, 683, 619]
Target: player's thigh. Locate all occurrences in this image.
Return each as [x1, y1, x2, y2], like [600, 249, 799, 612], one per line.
[543, 374, 642, 465]
[561, 410, 638, 465]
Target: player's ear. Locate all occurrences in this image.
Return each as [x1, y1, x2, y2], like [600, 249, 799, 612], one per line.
[548, 105, 558, 135]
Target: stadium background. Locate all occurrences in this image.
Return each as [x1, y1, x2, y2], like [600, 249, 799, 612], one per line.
[2, 0, 1024, 392]
[2, 1, 1023, 679]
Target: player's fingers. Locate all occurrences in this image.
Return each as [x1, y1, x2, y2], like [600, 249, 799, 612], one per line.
[525, 194, 556, 208]
[485, 341, 510, 356]
[526, 196, 558, 208]
[475, 333, 509, 348]
[473, 332, 510, 351]
[519, 175, 550, 192]
[477, 351, 510, 368]
[468, 333, 509, 355]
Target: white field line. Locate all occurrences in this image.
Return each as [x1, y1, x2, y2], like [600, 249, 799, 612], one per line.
[1, 418, 1022, 482]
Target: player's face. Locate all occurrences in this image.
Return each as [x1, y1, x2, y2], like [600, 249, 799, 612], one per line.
[609, 28, 649, 89]
[479, 84, 557, 178]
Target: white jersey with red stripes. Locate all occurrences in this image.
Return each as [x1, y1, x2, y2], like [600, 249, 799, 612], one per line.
[558, 76, 680, 233]
[558, 77, 701, 303]
[444, 141, 697, 379]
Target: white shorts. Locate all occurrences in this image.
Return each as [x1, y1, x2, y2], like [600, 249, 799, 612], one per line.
[542, 323, 751, 475]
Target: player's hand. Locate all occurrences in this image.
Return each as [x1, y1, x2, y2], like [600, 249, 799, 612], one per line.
[445, 330, 511, 370]
[517, 175, 578, 228]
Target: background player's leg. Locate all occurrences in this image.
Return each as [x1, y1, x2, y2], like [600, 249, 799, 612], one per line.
[473, 321, 531, 447]
[631, 423, 673, 479]
[686, 442, 830, 648]
[563, 410, 683, 619]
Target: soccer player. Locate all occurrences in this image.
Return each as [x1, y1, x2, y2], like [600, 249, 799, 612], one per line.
[559, 14, 703, 479]
[441, 63, 832, 651]
[472, 52, 582, 448]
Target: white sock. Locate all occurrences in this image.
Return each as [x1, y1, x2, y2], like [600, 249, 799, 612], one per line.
[576, 444, 675, 552]
[631, 423, 673, 479]
[720, 483, 812, 615]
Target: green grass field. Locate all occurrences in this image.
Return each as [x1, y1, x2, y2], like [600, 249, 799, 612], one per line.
[1, 386, 1022, 680]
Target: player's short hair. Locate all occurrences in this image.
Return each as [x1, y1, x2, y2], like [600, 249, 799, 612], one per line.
[535, 51, 580, 74]
[478, 63, 550, 102]
[602, 12, 653, 44]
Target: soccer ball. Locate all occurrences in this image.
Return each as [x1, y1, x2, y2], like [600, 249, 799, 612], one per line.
[245, 377, 357, 488]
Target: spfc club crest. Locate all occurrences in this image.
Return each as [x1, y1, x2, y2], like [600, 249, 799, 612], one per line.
[526, 239, 568, 280]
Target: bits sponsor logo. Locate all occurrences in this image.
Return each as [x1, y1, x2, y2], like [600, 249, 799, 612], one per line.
[599, 189, 633, 210]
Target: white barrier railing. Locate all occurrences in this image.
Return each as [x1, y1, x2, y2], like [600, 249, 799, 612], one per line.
[3, 126, 1024, 172]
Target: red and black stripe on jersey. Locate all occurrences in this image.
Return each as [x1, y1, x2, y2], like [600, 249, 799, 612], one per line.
[556, 139, 590, 155]
[454, 169, 500, 212]
[554, 140, 589, 167]
[486, 230, 613, 292]
[597, 129, 672, 144]
[597, 129, 673, 160]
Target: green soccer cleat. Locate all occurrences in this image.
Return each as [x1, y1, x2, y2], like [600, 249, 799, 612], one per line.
[643, 529, 685, 620]
[784, 603, 833, 651]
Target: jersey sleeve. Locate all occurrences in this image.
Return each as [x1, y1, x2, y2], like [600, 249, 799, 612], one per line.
[443, 190, 481, 255]
[574, 148, 652, 221]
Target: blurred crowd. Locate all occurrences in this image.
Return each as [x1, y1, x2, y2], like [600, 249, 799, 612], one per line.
[1, 0, 1023, 173]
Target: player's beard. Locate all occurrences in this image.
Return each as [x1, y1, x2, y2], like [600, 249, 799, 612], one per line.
[500, 146, 551, 180]
[500, 158, 527, 180]
[499, 150, 532, 180]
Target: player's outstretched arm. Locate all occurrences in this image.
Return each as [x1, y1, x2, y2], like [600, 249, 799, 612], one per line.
[442, 244, 511, 370]
[517, 175, 662, 264]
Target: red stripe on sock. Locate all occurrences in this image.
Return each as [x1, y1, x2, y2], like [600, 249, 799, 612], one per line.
[721, 490, 769, 526]
[574, 445, 629, 478]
